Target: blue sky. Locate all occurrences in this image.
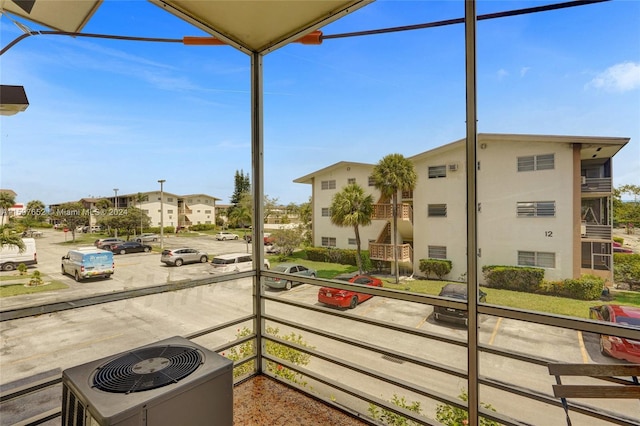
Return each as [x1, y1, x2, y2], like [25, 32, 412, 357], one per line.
[1, 0, 639, 206]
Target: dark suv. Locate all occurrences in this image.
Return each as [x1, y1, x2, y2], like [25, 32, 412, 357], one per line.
[433, 283, 487, 326]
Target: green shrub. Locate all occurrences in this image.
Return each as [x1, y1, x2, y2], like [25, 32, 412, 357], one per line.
[17, 263, 28, 276]
[190, 224, 217, 231]
[540, 275, 604, 300]
[418, 259, 452, 279]
[482, 266, 544, 292]
[224, 326, 314, 385]
[305, 247, 372, 271]
[613, 236, 624, 245]
[368, 394, 423, 426]
[614, 253, 640, 286]
[28, 270, 44, 287]
[435, 390, 502, 426]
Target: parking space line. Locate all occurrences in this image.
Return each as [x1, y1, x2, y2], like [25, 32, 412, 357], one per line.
[577, 330, 590, 363]
[414, 316, 428, 328]
[488, 317, 502, 346]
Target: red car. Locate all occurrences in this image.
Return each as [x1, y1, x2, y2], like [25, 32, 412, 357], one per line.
[318, 274, 383, 309]
[613, 242, 634, 254]
[589, 304, 640, 363]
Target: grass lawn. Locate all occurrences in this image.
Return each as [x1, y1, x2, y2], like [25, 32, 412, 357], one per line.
[273, 252, 640, 320]
[0, 279, 69, 297]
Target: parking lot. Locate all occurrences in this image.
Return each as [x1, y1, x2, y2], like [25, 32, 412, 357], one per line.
[2, 230, 638, 425]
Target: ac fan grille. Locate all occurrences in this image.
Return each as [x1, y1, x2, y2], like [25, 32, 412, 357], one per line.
[92, 345, 203, 393]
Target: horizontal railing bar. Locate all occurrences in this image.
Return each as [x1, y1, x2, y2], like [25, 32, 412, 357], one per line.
[263, 314, 468, 379]
[261, 333, 468, 406]
[0, 374, 61, 403]
[262, 294, 467, 347]
[11, 408, 60, 426]
[0, 272, 254, 322]
[184, 313, 255, 340]
[478, 304, 640, 341]
[261, 353, 443, 426]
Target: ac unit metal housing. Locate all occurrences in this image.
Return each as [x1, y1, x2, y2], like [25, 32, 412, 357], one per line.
[61, 336, 233, 426]
[448, 163, 458, 172]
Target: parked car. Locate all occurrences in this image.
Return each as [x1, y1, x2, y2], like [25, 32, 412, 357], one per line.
[433, 283, 487, 326]
[589, 304, 640, 363]
[613, 242, 634, 254]
[161, 248, 208, 266]
[264, 263, 316, 290]
[243, 234, 275, 245]
[134, 233, 160, 243]
[215, 231, 239, 241]
[318, 273, 383, 309]
[94, 238, 126, 250]
[110, 241, 152, 255]
[61, 248, 114, 281]
[210, 252, 270, 273]
[82, 225, 102, 233]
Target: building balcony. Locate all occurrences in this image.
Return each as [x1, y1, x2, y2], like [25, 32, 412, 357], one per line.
[1, 272, 638, 426]
[368, 242, 413, 263]
[371, 203, 413, 223]
[581, 223, 612, 240]
[581, 177, 612, 193]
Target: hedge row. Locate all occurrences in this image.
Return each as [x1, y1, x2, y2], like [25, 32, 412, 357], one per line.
[482, 265, 606, 300]
[539, 275, 606, 300]
[305, 247, 372, 271]
[482, 265, 545, 292]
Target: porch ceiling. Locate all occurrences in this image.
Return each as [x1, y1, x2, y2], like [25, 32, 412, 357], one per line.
[1, 0, 374, 54]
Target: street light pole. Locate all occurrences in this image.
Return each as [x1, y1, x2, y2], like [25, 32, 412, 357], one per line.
[113, 188, 119, 238]
[158, 180, 165, 249]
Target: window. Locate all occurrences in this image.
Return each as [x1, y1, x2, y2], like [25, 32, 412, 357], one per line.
[321, 237, 337, 247]
[348, 238, 356, 245]
[368, 176, 376, 186]
[428, 165, 446, 179]
[167, 197, 174, 202]
[428, 246, 447, 259]
[428, 204, 447, 217]
[518, 251, 556, 268]
[348, 178, 356, 184]
[321, 180, 336, 190]
[517, 154, 555, 172]
[167, 209, 174, 214]
[321, 208, 331, 217]
[517, 201, 555, 217]
[205, 210, 211, 214]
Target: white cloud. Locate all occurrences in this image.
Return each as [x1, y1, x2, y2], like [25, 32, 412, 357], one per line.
[520, 67, 530, 77]
[497, 69, 509, 80]
[586, 61, 640, 92]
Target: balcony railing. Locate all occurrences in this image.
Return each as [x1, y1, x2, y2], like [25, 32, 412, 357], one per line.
[582, 177, 612, 193]
[581, 224, 612, 240]
[368, 243, 413, 263]
[2, 272, 639, 426]
[371, 203, 413, 223]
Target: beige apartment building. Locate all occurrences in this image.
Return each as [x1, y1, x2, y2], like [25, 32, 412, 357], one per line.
[295, 133, 629, 284]
[51, 192, 219, 231]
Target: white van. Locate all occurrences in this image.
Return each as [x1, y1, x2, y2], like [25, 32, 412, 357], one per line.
[0, 238, 37, 271]
[210, 252, 270, 273]
[61, 248, 114, 281]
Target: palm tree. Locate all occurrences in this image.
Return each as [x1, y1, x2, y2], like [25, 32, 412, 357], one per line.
[372, 153, 417, 284]
[330, 183, 374, 275]
[0, 192, 16, 226]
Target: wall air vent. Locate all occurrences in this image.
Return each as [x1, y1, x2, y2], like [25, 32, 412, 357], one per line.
[62, 336, 233, 426]
[448, 163, 459, 172]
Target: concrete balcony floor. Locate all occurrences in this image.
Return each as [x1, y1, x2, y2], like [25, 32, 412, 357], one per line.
[234, 375, 369, 425]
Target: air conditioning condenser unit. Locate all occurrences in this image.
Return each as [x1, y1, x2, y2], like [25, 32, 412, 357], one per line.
[61, 336, 233, 426]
